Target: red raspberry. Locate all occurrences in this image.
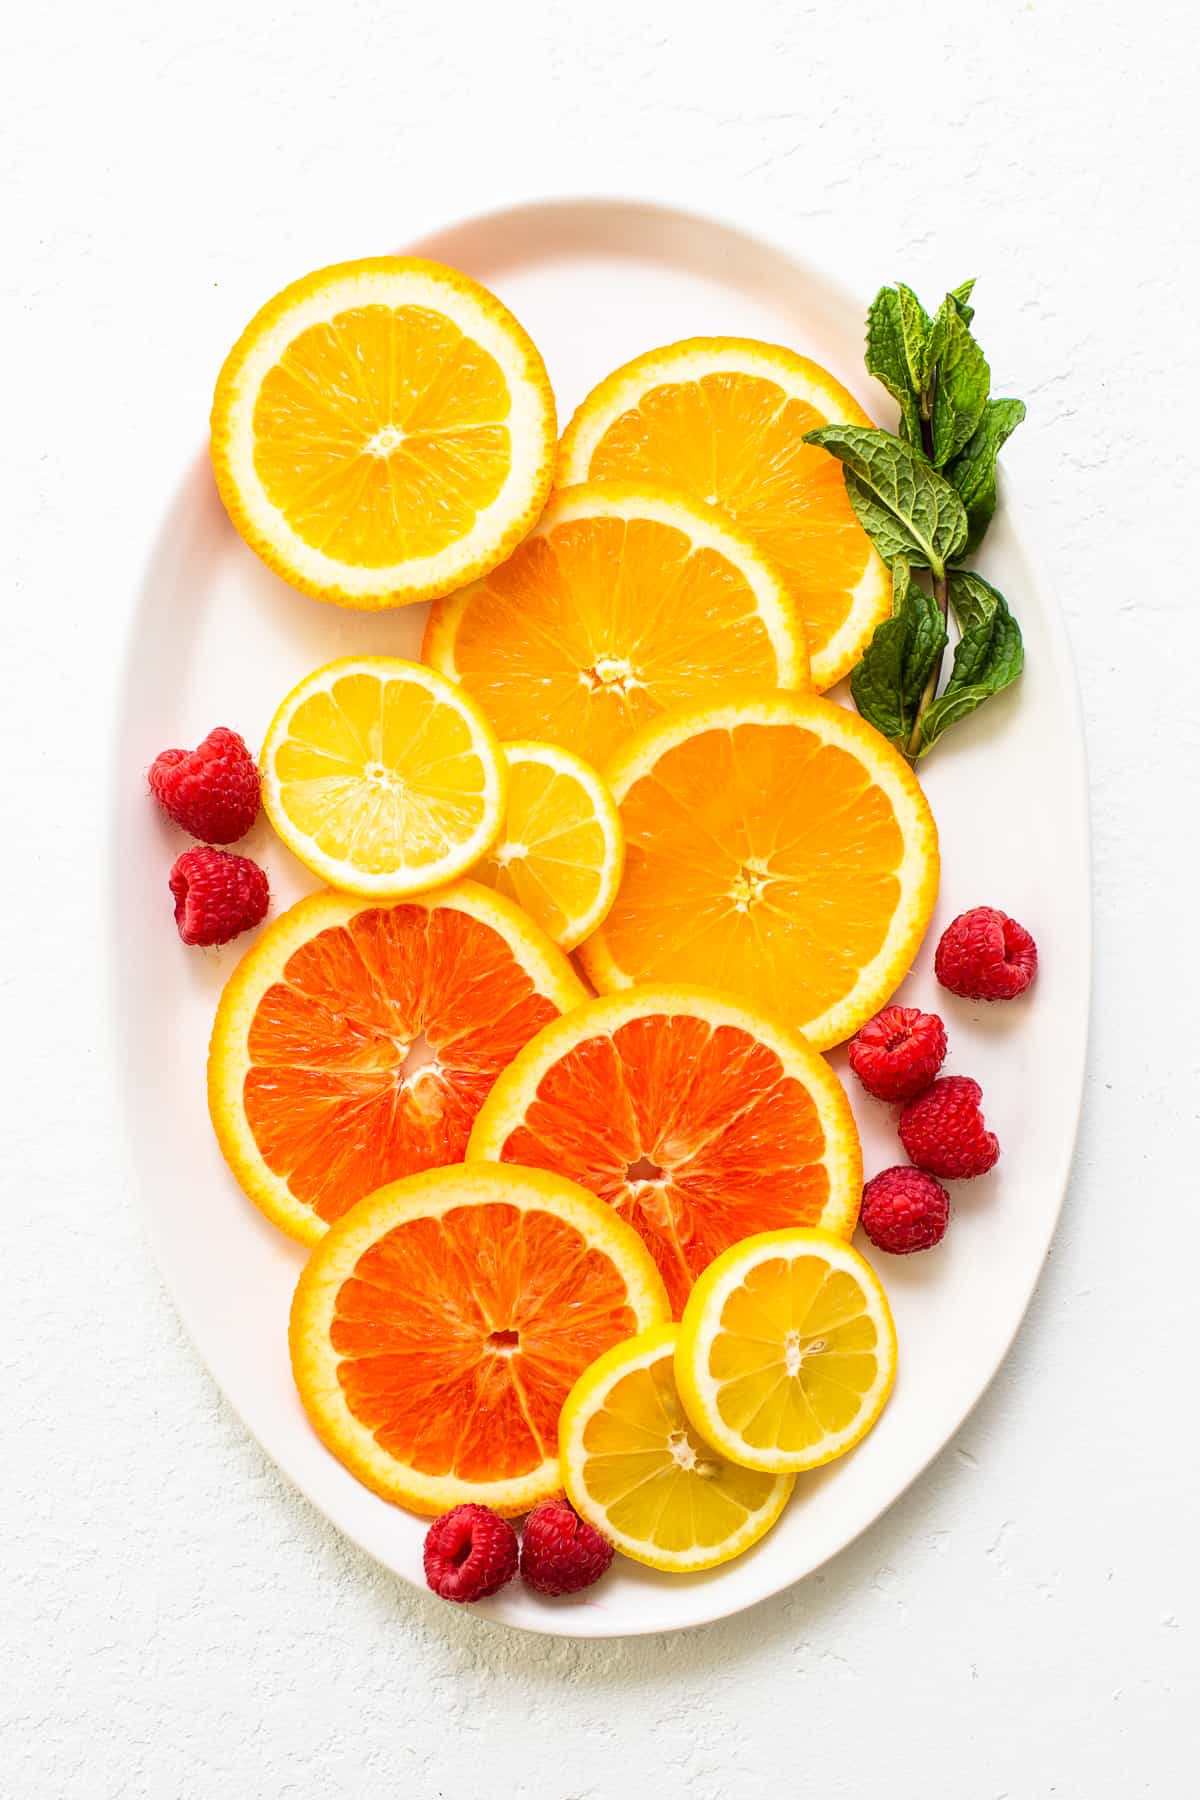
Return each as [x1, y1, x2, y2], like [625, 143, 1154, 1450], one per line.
[520, 1500, 614, 1597]
[935, 906, 1038, 1002]
[860, 1166, 950, 1253]
[847, 1005, 947, 1101]
[149, 727, 261, 843]
[423, 1504, 518, 1603]
[899, 1076, 999, 1179]
[169, 847, 269, 947]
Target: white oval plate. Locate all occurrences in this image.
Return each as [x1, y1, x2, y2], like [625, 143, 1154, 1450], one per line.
[110, 199, 1089, 1637]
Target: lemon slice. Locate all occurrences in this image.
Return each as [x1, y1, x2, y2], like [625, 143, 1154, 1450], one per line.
[559, 1324, 793, 1572]
[470, 741, 624, 950]
[260, 656, 507, 895]
[675, 1229, 897, 1473]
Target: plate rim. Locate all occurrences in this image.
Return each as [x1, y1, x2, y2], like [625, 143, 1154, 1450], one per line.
[108, 191, 1092, 1638]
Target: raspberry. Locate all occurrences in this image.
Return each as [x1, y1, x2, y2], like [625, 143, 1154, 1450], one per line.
[846, 1005, 947, 1101]
[935, 906, 1037, 1002]
[860, 1166, 950, 1253]
[899, 1076, 999, 1179]
[520, 1499, 614, 1597]
[423, 1504, 518, 1603]
[150, 727, 261, 844]
[169, 847, 269, 947]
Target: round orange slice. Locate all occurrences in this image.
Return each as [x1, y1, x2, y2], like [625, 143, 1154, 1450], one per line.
[577, 692, 939, 1051]
[468, 986, 862, 1317]
[290, 1163, 670, 1516]
[422, 482, 807, 770]
[210, 257, 556, 608]
[557, 339, 891, 690]
[208, 882, 586, 1245]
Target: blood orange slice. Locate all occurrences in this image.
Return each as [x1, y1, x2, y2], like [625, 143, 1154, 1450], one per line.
[468, 987, 861, 1316]
[289, 1163, 669, 1515]
[208, 882, 586, 1245]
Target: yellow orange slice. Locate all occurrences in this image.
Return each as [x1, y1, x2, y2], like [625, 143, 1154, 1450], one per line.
[208, 883, 586, 1244]
[578, 692, 939, 1050]
[290, 1164, 669, 1516]
[559, 1324, 794, 1571]
[675, 1229, 897, 1473]
[558, 339, 890, 690]
[260, 656, 507, 896]
[211, 257, 556, 607]
[468, 986, 861, 1316]
[472, 742, 624, 951]
[422, 482, 807, 770]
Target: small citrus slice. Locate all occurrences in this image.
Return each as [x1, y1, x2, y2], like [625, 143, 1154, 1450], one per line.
[578, 692, 939, 1051]
[422, 482, 807, 770]
[208, 882, 586, 1244]
[210, 257, 556, 607]
[260, 656, 507, 896]
[471, 742, 624, 951]
[468, 986, 861, 1316]
[291, 1164, 669, 1517]
[559, 1324, 793, 1571]
[558, 339, 890, 690]
[675, 1229, 897, 1474]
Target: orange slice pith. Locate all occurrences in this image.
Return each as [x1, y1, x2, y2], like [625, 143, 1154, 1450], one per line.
[422, 482, 807, 771]
[468, 987, 862, 1316]
[208, 883, 587, 1245]
[289, 1163, 670, 1515]
[210, 257, 556, 608]
[557, 339, 891, 690]
[577, 692, 939, 1051]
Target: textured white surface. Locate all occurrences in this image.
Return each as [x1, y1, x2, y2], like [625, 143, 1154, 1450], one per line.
[3, 0, 1197, 1793]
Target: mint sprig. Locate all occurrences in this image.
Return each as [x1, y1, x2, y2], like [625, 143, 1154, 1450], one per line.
[807, 279, 1025, 761]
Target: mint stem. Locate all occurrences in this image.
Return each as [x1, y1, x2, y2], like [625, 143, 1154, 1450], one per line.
[904, 397, 950, 759]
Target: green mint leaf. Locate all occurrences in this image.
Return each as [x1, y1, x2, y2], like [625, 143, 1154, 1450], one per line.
[896, 283, 933, 397]
[950, 278, 976, 325]
[865, 287, 924, 449]
[915, 571, 1023, 755]
[945, 397, 1026, 553]
[804, 423, 968, 572]
[927, 299, 991, 467]
[850, 558, 948, 745]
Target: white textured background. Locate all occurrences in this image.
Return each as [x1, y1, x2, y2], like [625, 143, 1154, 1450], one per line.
[4, 1, 1197, 1794]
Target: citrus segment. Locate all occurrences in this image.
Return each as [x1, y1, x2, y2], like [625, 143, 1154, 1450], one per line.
[559, 1324, 793, 1571]
[557, 339, 890, 689]
[578, 692, 939, 1050]
[422, 482, 807, 770]
[468, 987, 861, 1316]
[208, 883, 587, 1244]
[290, 1164, 670, 1516]
[472, 741, 624, 950]
[675, 1229, 897, 1473]
[260, 656, 507, 895]
[211, 257, 556, 607]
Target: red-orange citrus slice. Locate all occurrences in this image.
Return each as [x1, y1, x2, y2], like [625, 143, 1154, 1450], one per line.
[208, 882, 586, 1245]
[468, 986, 861, 1316]
[290, 1163, 669, 1516]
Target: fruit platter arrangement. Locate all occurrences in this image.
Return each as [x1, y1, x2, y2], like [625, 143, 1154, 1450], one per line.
[135, 225, 1061, 1622]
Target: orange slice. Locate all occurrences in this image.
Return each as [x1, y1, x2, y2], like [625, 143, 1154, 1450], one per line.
[422, 482, 807, 770]
[578, 692, 939, 1051]
[558, 339, 890, 690]
[290, 1163, 669, 1516]
[210, 257, 556, 608]
[468, 986, 861, 1316]
[208, 883, 586, 1245]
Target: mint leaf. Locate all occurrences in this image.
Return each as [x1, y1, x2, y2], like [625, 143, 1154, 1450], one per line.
[950, 278, 976, 326]
[865, 287, 924, 450]
[945, 397, 1026, 553]
[850, 558, 948, 745]
[805, 424, 968, 572]
[896, 284, 933, 396]
[928, 299, 990, 467]
[915, 571, 1023, 755]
